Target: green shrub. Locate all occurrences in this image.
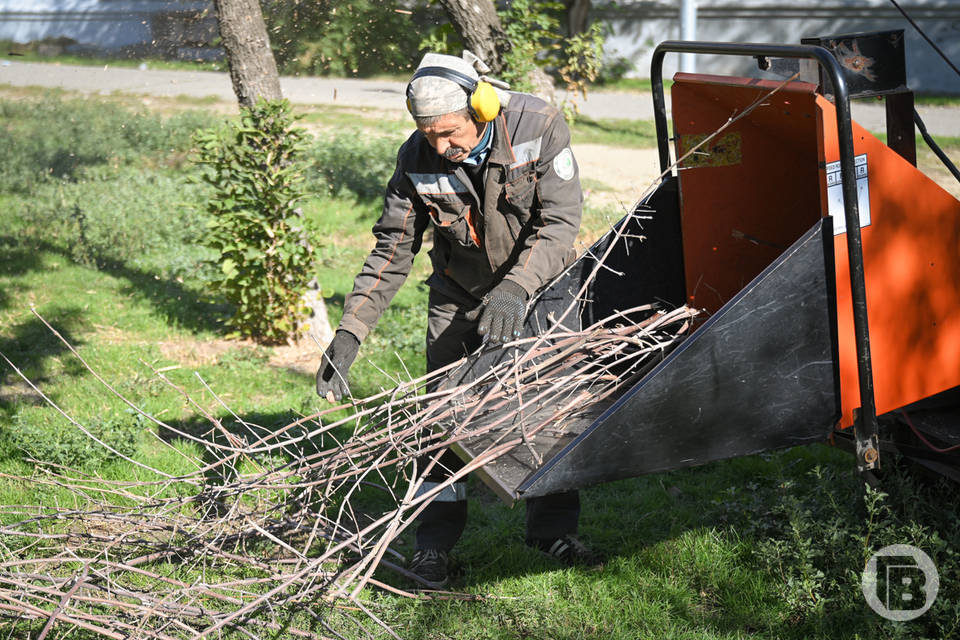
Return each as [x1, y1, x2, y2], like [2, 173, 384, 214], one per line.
[305, 130, 402, 201]
[193, 99, 315, 344]
[10, 410, 143, 469]
[592, 56, 636, 86]
[0, 96, 216, 193]
[499, 0, 563, 93]
[557, 22, 607, 120]
[12, 165, 212, 278]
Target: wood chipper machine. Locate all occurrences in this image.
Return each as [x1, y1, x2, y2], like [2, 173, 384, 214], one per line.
[439, 32, 960, 502]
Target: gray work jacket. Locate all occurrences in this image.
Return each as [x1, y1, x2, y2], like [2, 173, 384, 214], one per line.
[338, 92, 583, 342]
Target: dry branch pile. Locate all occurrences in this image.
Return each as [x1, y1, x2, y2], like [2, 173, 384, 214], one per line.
[0, 299, 696, 638]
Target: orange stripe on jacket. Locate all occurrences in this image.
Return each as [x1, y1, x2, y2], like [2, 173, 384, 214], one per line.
[467, 207, 482, 246]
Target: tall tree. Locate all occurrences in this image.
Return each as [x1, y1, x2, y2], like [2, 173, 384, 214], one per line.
[438, 0, 555, 101]
[213, 0, 282, 107]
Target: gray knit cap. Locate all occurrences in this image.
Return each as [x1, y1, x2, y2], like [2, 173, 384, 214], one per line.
[406, 51, 507, 118]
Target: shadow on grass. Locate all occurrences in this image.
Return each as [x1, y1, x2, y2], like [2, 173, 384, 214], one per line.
[0, 309, 86, 379]
[0, 239, 46, 311]
[0, 312, 88, 465]
[0, 234, 230, 334]
[0, 234, 229, 450]
[157, 410, 338, 490]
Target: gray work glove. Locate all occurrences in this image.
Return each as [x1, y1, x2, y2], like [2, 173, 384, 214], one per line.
[316, 330, 360, 402]
[477, 280, 529, 345]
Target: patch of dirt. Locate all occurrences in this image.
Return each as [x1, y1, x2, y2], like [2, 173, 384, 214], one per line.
[918, 150, 960, 200]
[157, 334, 323, 378]
[0, 380, 44, 407]
[269, 340, 324, 377]
[572, 143, 662, 210]
[576, 141, 960, 204]
[90, 323, 138, 345]
[158, 338, 237, 368]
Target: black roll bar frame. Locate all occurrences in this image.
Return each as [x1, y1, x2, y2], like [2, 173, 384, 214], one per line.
[650, 41, 879, 469]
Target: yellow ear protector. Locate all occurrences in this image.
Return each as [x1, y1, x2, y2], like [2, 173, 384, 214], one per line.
[406, 66, 501, 122]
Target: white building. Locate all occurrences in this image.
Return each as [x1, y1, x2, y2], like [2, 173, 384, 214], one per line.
[596, 0, 960, 94]
[0, 1, 216, 59]
[2, 1, 958, 93]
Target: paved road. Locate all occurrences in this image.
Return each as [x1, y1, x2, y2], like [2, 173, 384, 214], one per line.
[2, 61, 959, 137]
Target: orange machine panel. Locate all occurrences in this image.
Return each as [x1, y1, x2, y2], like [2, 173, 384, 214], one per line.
[672, 74, 824, 311]
[817, 99, 960, 428]
[673, 73, 960, 430]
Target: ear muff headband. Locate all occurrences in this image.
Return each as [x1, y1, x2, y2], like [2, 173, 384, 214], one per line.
[406, 66, 501, 122]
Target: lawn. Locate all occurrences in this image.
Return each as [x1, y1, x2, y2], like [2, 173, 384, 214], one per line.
[0, 91, 958, 639]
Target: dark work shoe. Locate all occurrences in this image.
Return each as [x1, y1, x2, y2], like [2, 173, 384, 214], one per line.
[528, 534, 603, 567]
[409, 549, 449, 589]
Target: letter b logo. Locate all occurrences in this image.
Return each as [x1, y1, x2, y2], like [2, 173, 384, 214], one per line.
[862, 544, 939, 621]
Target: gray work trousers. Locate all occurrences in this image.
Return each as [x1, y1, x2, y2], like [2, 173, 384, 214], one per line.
[415, 288, 580, 552]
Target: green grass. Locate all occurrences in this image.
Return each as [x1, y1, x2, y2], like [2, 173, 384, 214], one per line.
[570, 116, 658, 148]
[1, 93, 959, 639]
[370, 449, 960, 639]
[914, 94, 960, 106]
[299, 104, 413, 134]
[589, 78, 674, 93]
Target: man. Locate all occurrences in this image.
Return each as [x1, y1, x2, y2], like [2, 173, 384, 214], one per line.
[316, 51, 594, 588]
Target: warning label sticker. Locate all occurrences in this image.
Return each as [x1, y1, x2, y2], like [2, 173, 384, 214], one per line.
[826, 154, 871, 235]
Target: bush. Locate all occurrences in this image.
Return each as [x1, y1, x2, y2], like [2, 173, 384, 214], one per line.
[557, 22, 607, 120]
[0, 96, 216, 193]
[305, 130, 402, 201]
[498, 0, 563, 93]
[193, 99, 315, 344]
[12, 165, 212, 278]
[592, 56, 635, 86]
[11, 410, 143, 469]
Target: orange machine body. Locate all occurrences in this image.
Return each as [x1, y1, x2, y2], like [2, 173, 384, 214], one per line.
[672, 72, 960, 428]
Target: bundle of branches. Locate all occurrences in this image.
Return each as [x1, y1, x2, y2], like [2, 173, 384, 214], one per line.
[0, 300, 696, 639]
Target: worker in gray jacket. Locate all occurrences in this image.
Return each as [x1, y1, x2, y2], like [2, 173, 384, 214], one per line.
[316, 51, 596, 588]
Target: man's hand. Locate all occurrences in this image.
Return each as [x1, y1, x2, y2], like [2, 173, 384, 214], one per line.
[477, 280, 529, 344]
[316, 331, 361, 402]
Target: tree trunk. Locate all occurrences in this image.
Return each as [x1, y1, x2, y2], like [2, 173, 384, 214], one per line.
[438, 0, 555, 103]
[213, 0, 282, 108]
[438, 0, 509, 75]
[565, 0, 591, 36]
[440, 0, 556, 103]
